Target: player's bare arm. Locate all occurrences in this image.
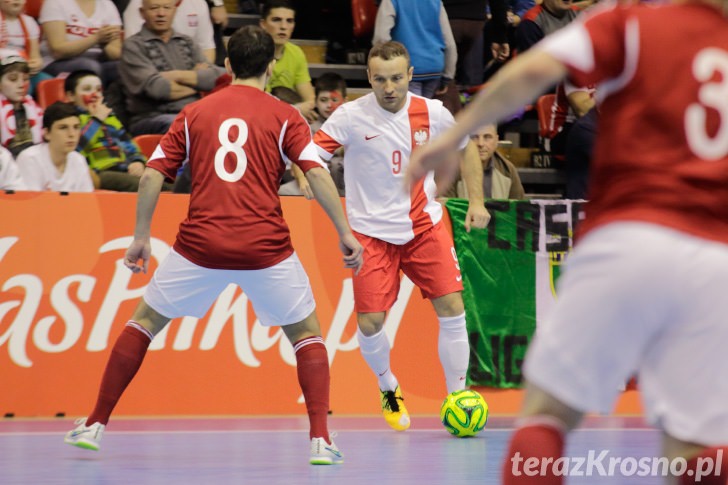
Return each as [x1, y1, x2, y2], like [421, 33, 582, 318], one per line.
[407, 50, 567, 186]
[460, 141, 490, 232]
[125, 167, 165, 274]
[291, 164, 314, 199]
[305, 166, 364, 274]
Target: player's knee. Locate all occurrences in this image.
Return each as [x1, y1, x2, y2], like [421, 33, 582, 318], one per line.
[433, 292, 465, 317]
[132, 299, 171, 336]
[357, 312, 386, 336]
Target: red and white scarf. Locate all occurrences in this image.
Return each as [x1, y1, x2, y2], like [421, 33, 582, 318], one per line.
[0, 93, 43, 148]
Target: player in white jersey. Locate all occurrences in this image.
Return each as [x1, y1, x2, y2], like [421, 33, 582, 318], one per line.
[314, 41, 490, 431]
[407, 1, 728, 483]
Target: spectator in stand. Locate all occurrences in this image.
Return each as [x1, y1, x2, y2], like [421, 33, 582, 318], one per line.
[123, 0, 217, 63]
[0, 51, 43, 158]
[373, 0, 457, 99]
[0, 0, 49, 95]
[443, 0, 508, 88]
[0, 144, 26, 189]
[65, 69, 148, 192]
[444, 123, 525, 199]
[310, 72, 345, 195]
[16, 101, 94, 192]
[39, 0, 123, 86]
[544, 80, 595, 161]
[564, 107, 597, 200]
[515, 0, 579, 53]
[205, 0, 229, 66]
[121, 0, 225, 135]
[507, 0, 536, 28]
[259, 0, 318, 122]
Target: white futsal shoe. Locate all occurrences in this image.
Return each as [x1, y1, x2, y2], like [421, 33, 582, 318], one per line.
[64, 418, 105, 451]
[310, 436, 344, 465]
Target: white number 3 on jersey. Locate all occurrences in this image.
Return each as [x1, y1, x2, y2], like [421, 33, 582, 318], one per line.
[685, 48, 728, 161]
[214, 118, 249, 182]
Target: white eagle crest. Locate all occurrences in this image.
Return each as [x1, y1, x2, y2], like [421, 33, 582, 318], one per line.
[414, 129, 429, 146]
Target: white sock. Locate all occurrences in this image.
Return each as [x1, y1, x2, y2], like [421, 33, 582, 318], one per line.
[357, 327, 398, 391]
[438, 313, 469, 393]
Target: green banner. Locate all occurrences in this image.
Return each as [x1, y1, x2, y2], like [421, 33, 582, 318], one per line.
[446, 199, 584, 388]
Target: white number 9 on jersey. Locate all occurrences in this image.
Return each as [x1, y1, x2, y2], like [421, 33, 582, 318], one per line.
[214, 118, 249, 182]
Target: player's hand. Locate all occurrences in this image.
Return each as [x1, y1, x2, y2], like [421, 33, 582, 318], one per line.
[464, 203, 491, 232]
[297, 177, 314, 200]
[339, 233, 364, 275]
[124, 238, 152, 274]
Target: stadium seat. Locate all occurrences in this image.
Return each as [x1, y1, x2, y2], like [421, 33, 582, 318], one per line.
[35, 78, 66, 109]
[535, 94, 556, 139]
[352, 0, 377, 38]
[133, 134, 163, 159]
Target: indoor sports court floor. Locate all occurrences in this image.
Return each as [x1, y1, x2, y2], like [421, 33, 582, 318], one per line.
[0, 415, 663, 484]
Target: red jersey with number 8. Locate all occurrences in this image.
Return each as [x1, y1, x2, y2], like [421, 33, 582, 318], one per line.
[146, 84, 326, 270]
[538, 2, 728, 245]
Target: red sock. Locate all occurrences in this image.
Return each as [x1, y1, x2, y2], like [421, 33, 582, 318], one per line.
[681, 447, 728, 485]
[294, 336, 330, 443]
[503, 418, 566, 485]
[86, 322, 152, 426]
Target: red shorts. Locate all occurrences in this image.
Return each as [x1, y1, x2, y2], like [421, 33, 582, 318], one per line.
[353, 222, 463, 313]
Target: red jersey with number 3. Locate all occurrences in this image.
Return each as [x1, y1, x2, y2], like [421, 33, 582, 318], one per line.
[146, 84, 326, 270]
[537, 2, 728, 244]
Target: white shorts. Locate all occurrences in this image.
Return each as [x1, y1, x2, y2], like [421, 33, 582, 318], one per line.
[524, 222, 728, 445]
[144, 249, 316, 326]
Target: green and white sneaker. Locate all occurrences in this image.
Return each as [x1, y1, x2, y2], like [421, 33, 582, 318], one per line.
[310, 436, 344, 465]
[64, 418, 105, 451]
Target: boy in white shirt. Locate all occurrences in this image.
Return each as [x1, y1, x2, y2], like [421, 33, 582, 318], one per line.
[16, 102, 94, 192]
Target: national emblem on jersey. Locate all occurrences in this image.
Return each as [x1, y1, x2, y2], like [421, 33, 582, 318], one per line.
[414, 129, 429, 146]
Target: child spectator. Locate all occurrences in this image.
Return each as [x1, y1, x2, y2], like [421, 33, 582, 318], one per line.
[0, 51, 43, 157]
[0, 0, 49, 94]
[65, 69, 147, 191]
[310, 72, 345, 195]
[16, 101, 94, 192]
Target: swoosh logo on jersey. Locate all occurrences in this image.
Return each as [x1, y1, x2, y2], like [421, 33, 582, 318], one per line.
[365, 134, 381, 140]
[456, 275, 462, 282]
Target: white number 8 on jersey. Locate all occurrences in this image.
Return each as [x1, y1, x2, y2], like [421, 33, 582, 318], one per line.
[215, 118, 249, 182]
